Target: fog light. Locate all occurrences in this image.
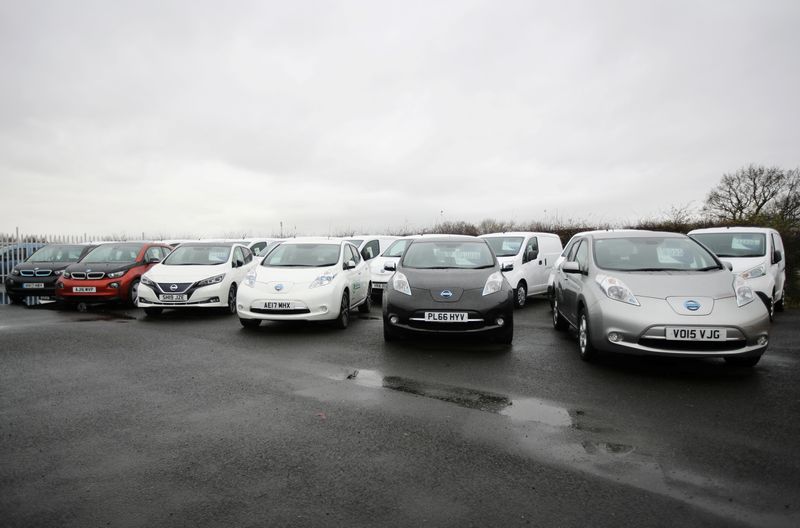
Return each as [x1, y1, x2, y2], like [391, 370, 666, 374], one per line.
[321, 305, 328, 313]
[495, 317, 505, 327]
[57, 282, 64, 289]
[237, 304, 243, 310]
[389, 315, 399, 325]
[209, 297, 219, 303]
[757, 336, 768, 346]
[109, 282, 119, 289]
[608, 332, 623, 343]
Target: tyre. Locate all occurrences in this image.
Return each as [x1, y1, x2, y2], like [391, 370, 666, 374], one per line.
[775, 291, 785, 312]
[358, 285, 372, 313]
[577, 309, 597, 361]
[335, 291, 350, 329]
[239, 318, 261, 328]
[227, 283, 238, 315]
[494, 317, 514, 344]
[514, 282, 527, 308]
[383, 321, 399, 342]
[144, 307, 163, 317]
[724, 354, 762, 367]
[552, 298, 568, 331]
[128, 279, 140, 307]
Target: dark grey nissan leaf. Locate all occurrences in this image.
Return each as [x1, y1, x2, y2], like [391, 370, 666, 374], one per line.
[382, 235, 514, 343]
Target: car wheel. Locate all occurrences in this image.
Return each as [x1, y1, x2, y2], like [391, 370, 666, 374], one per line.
[240, 318, 261, 328]
[514, 282, 527, 308]
[724, 354, 762, 367]
[144, 307, 163, 317]
[358, 285, 372, 313]
[9, 295, 25, 305]
[775, 290, 785, 312]
[128, 279, 140, 307]
[335, 291, 350, 329]
[578, 309, 597, 361]
[552, 298, 568, 331]
[227, 283, 238, 315]
[494, 316, 514, 344]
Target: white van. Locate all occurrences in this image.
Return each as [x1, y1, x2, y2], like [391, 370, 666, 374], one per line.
[689, 227, 786, 317]
[479, 232, 563, 308]
[345, 235, 398, 261]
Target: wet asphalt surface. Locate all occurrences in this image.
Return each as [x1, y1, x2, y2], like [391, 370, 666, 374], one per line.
[1, 296, 799, 527]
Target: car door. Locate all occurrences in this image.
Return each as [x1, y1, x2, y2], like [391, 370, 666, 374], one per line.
[349, 244, 369, 304]
[770, 232, 786, 295]
[558, 239, 584, 325]
[522, 236, 545, 294]
[231, 246, 247, 284]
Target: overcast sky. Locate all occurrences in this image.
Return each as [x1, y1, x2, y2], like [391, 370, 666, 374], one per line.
[1, 0, 798, 238]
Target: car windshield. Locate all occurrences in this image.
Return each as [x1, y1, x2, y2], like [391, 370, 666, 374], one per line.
[383, 239, 413, 258]
[163, 246, 231, 265]
[402, 241, 495, 269]
[484, 237, 524, 257]
[81, 244, 143, 264]
[690, 233, 767, 258]
[27, 245, 86, 263]
[262, 243, 341, 267]
[594, 237, 720, 271]
[345, 239, 363, 248]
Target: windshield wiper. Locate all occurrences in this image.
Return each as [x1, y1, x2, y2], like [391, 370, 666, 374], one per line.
[472, 264, 495, 269]
[625, 268, 672, 272]
[696, 265, 722, 271]
[315, 263, 337, 267]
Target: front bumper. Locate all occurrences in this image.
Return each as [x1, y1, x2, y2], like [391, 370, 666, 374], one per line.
[137, 283, 227, 308]
[4, 275, 60, 297]
[383, 287, 513, 334]
[587, 295, 770, 358]
[56, 278, 132, 302]
[236, 283, 340, 321]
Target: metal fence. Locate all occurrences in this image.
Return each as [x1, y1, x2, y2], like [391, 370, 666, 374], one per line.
[0, 231, 105, 286]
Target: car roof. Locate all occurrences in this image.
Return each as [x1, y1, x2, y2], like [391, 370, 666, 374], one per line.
[279, 237, 349, 245]
[585, 230, 687, 240]
[173, 241, 241, 247]
[410, 235, 483, 243]
[480, 231, 560, 238]
[688, 226, 778, 235]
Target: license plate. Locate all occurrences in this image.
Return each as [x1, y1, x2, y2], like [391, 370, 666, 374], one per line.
[73, 287, 96, 293]
[266, 301, 294, 310]
[424, 312, 468, 322]
[665, 327, 726, 341]
[372, 283, 385, 290]
[23, 283, 45, 289]
[159, 294, 188, 302]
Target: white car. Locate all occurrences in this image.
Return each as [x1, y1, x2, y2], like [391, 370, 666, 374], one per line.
[245, 238, 284, 258]
[369, 236, 421, 296]
[137, 242, 256, 316]
[344, 235, 398, 261]
[236, 238, 372, 329]
[480, 232, 563, 308]
[689, 227, 786, 318]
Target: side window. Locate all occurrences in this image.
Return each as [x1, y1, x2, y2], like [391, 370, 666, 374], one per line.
[342, 245, 354, 265]
[233, 247, 244, 265]
[574, 241, 589, 271]
[566, 239, 581, 261]
[350, 244, 361, 264]
[145, 247, 162, 262]
[362, 240, 380, 261]
[243, 247, 253, 264]
[159, 247, 170, 260]
[251, 242, 266, 256]
[524, 237, 539, 263]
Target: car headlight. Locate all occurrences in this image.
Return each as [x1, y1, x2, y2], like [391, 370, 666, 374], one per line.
[392, 272, 412, 296]
[482, 271, 504, 296]
[734, 277, 756, 307]
[107, 270, 126, 279]
[140, 275, 155, 287]
[739, 264, 766, 280]
[595, 274, 640, 306]
[54, 270, 64, 276]
[11, 269, 20, 276]
[196, 274, 225, 287]
[244, 269, 257, 288]
[62, 271, 71, 279]
[309, 269, 337, 288]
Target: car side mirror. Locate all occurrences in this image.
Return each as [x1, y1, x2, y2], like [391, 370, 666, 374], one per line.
[562, 261, 582, 274]
[501, 262, 514, 272]
[721, 261, 733, 271]
[773, 251, 782, 264]
[147, 257, 160, 264]
[344, 259, 356, 270]
[384, 262, 396, 272]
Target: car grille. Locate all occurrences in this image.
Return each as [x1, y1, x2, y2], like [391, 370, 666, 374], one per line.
[20, 270, 53, 277]
[157, 283, 193, 294]
[251, 308, 311, 315]
[70, 272, 86, 279]
[87, 272, 105, 280]
[637, 338, 748, 352]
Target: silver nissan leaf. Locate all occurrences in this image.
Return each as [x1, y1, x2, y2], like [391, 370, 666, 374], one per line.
[551, 230, 770, 366]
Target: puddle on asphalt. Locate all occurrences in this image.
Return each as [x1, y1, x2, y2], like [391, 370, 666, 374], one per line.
[345, 369, 573, 427]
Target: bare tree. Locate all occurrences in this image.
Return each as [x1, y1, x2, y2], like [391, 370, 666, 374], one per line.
[703, 164, 798, 225]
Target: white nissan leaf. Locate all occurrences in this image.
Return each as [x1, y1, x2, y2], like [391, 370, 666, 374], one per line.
[236, 237, 371, 329]
[138, 242, 256, 316]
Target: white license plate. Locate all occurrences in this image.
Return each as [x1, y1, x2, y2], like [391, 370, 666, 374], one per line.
[23, 283, 45, 289]
[665, 327, 726, 341]
[424, 312, 468, 322]
[73, 287, 96, 293]
[266, 301, 295, 310]
[159, 294, 188, 302]
[372, 283, 385, 290]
